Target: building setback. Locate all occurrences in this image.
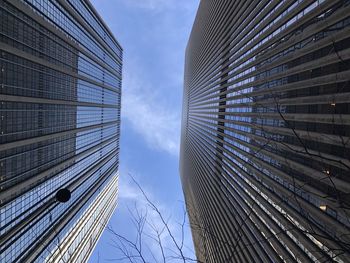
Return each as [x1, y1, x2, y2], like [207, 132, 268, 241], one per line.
[180, 1, 350, 262]
[0, 0, 122, 262]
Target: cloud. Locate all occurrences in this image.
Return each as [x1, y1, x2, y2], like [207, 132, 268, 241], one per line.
[123, 0, 170, 11]
[120, 0, 195, 12]
[92, 0, 199, 158]
[121, 69, 181, 156]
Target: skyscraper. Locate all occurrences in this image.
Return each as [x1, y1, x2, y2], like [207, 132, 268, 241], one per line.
[180, 1, 350, 262]
[0, 0, 122, 262]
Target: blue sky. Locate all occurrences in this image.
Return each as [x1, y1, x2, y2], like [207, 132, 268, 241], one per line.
[88, 0, 199, 262]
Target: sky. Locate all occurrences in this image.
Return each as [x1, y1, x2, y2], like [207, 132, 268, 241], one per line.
[88, 1, 200, 262]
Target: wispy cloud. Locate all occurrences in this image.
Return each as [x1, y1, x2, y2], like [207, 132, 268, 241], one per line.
[121, 67, 181, 156]
[122, 0, 170, 11]
[120, 0, 194, 12]
[92, 0, 198, 158]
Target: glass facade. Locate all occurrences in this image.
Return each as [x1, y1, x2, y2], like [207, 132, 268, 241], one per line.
[180, 1, 350, 262]
[0, 0, 122, 262]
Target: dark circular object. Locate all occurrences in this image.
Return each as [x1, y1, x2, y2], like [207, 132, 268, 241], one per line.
[56, 188, 71, 203]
